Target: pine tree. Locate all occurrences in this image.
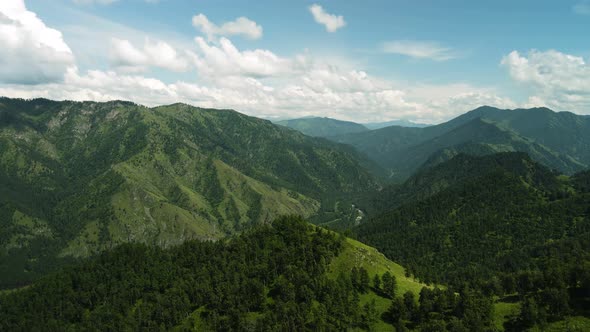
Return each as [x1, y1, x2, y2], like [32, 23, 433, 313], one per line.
[373, 274, 381, 290]
[382, 271, 397, 298]
[359, 267, 370, 293]
[519, 296, 540, 328]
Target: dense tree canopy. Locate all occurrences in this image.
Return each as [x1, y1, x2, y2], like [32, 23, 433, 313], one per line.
[356, 153, 590, 329]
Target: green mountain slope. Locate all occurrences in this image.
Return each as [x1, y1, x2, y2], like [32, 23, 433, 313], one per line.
[453, 106, 590, 165]
[328, 237, 428, 295]
[355, 152, 590, 329]
[356, 152, 587, 283]
[396, 118, 580, 181]
[0, 97, 378, 287]
[331, 106, 590, 181]
[276, 117, 369, 137]
[360, 152, 561, 215]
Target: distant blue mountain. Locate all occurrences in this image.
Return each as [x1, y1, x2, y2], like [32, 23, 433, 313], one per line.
[363, 119, 430, 129]
[275, 117, 369, 137]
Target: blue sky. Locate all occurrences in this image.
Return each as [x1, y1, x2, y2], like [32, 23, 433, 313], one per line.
[1, 0, 590, 123]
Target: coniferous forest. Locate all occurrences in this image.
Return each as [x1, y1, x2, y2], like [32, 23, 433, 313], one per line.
[0, 216, 498, 331]
[355, 153, 590, 330]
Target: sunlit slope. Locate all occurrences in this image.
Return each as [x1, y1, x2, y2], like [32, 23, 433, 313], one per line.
[0, 97, 377, 287]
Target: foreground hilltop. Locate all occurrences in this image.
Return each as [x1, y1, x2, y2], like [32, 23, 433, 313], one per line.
[1, 216, 482, 331]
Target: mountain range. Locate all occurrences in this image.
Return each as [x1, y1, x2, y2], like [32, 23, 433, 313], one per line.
[330, 106, 590, 181]
[1, 98, 589, 331]
[275, 116, 429, 138]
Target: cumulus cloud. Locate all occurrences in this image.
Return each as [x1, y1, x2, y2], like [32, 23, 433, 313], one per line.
[193, 37, 300, 79]
[309, 4, 346, 32]
[382, 40, 457, 61]
[403, 84, 517, 122]
[0, 1, 518, 123]
[0, 60, 514, 123]
[501, 50, 590, 112]
[0, 67, 177, 104]
[301, 67, 390, 93]
[0, 0, 75, 84]
[192, 14, 262, 41]
[110, 38, 193, 73]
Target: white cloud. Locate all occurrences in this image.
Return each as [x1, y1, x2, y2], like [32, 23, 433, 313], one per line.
[0, 70, 172, 106]
[403, 84, 517, 122]
[301, 66, 389, 93]
[193, 37, 297, 78]
[0, 1, 518, 123]
[1, 60, 513, 123]
[192, 14, 262, 41]
[573, 1, 590, 15]
[0, 0, 75, 84]
[309, 4, 346, 33]
[51, 2, 197, 75]
[501, 50, 590, 112]
[382, 40, 457, 61]
[110, 38, 193, 73]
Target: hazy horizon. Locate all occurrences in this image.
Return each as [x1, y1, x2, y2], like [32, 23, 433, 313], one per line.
[1, 0, 590, 123]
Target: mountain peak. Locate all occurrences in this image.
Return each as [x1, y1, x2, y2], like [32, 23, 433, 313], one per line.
[470, 105, 504, 113]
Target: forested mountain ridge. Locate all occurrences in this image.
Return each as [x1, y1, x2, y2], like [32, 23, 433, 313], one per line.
[0, 97, 378, 288]
[356, 152, 587, 284]
[275, 116, 370, 137]
[331, 106, 590, 181]
[275, 117, 429, 138]
[355, 152, 590, 329]
[359, 152, 561, 215]
[355, 153, 590, 331]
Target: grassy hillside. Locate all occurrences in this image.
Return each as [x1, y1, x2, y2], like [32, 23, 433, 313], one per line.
[329, 237, 429, 295]
[328, 237, 430, 331]
[0, 97, 378, 288]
